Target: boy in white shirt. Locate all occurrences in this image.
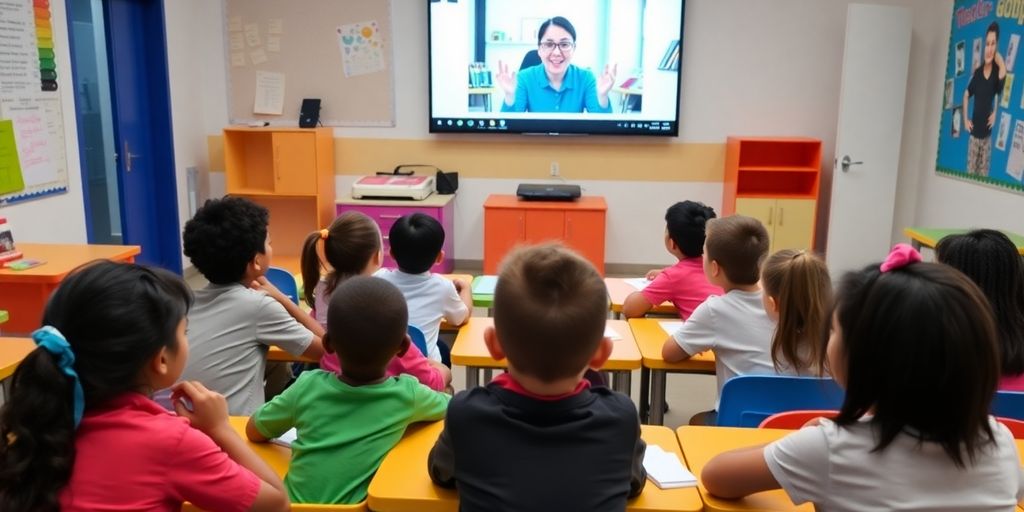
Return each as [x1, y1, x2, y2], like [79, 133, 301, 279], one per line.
[661, 215, 775, 424]
[376, 213, 471, 362]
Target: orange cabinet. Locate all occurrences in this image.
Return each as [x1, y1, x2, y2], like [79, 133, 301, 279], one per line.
[223, 127, 335, 273]
[483, 195, 607, 275]
[722, 137, 821, 252]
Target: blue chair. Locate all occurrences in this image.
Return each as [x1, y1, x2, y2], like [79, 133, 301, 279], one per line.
[408, 325, 429, 357]
[716, 375, 845, 428]
[265, 266, 299, 304]
[992, 391, 1024, 420]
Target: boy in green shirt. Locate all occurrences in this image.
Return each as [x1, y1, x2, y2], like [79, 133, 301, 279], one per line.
[246, 276, 450, 504]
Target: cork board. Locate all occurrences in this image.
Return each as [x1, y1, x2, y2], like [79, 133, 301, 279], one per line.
[223, 0, 395, 127]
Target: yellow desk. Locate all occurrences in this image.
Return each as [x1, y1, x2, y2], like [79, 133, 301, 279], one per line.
[267, 346, 318, 363]
[440, 274, 474, 332]
[606, 277, 677, 319]
[367, 421, 702, 512]
[629, 318, 715, 425]
[183, 417, 368, 511]
[0, 243, 140, 334]
[677, 426, 811, 511]
[450, 317, 642, 394]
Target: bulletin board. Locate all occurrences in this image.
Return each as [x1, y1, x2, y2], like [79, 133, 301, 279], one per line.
[223, 0, 395, 127]
[0, 2, 69, 205]
[936, 0, 1024, 194]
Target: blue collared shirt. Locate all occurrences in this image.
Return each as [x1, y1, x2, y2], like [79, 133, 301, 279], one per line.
[500, 64, 612, 113]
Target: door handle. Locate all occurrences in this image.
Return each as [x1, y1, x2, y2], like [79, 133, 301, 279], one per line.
[840, 155, 863, 172]
[779, 207, 784, 226]
[767, 207, 773, 226]
[123, 140, 139, 172]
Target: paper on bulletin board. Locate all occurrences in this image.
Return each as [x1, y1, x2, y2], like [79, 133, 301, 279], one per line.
[0, 98, 62, 188]
[253, 70, 285, 115]
[337, 20, 386, 78]
[0, 120, 26, 195]
[1008, 120, 1024, 182]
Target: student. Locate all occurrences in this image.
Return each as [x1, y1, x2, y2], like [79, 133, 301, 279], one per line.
[0, 261, 288, 512]
[375, 213, 471, 362]
[247, 276, 450, 504]
[701, 245, 1024, 510]
[623, 200, 722, 319]
[937, 229, 1024, 390]
[428, 244, 646, 511]
[661, 215, 774, 421]
[180, 197, 324, 416]
[760, 249, 832, 375]
[302, 211, 451, 391]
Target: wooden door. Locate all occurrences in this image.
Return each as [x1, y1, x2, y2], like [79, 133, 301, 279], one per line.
[564, 211, 606, 275]
[484, 208, 525, 274]
[272, 132, 317, 195]
[772, 199, 816, 252]
[523, 210, 565, 244]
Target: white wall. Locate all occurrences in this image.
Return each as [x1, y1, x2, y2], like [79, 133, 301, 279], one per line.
[0, 0, 88, 243]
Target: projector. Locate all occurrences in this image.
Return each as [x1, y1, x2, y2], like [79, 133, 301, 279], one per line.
[516, 184, 581, 201]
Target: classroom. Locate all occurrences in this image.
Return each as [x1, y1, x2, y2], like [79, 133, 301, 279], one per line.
[1, 0, 1024, 510]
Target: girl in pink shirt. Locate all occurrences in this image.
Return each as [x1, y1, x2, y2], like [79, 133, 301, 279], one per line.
[0, 262, 288, 512]
[300, 212, 452, 391]
[937, 230, 1024, 391]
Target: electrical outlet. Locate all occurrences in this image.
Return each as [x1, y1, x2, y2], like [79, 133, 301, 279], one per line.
[550, 161, 560, 177]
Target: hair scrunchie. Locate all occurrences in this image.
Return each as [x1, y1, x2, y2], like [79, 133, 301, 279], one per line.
[32, 326, 85, 429]
[320, 229, 329, 240]
[880, 243, 922, 273]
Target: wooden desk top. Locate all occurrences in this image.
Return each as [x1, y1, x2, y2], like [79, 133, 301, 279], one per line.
[628, 318, 715, 373]
[904, 227, 1024, 255]
[367, 421, 701, 512]
[677, 426, 811, 511]
[606, 277, 677, 315]
[267, 346, 318, 363]
[450, 317, 641, 371]
[483, 194, 607, 211]
[0, 243, 140, 283]
[0, 337, 35, 381]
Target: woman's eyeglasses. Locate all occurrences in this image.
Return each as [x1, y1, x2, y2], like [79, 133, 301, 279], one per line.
[539, 41, 575, 52]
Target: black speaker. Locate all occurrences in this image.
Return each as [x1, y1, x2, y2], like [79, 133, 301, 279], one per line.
[299, 98, 321, 128]
[436, 170, 459, 194]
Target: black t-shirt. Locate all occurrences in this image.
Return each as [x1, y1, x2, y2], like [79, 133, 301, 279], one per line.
[428, 382, 646, 512]
[967, 65, 1005, 138]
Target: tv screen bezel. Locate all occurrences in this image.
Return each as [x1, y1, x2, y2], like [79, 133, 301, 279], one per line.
[426, 0, 685, 137]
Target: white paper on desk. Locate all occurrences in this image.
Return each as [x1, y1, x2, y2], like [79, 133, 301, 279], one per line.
[254, 71, 285, 115]
[472, 276, 498, 295]
[270, 427, 297, 448]
[604, 325, 622, 340]
[643, 445, 697, 489]
[659, 321, 683, 336]
[1008, 120, 1024, 182]
[624, 277, 652, 290]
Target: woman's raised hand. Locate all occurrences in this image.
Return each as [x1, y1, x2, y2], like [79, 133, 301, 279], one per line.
[496, 60, 517, 104]
[597, 63, 618, 98]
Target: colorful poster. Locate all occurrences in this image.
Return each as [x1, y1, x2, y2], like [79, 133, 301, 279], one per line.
[937, 0, 1024, 192]
[337, 20, 386, 78]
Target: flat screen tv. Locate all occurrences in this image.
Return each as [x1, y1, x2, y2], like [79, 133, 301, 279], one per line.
[428, 0, 685, 136]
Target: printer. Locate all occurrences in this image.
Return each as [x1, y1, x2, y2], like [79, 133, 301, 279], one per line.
[352, 175, 435, 200]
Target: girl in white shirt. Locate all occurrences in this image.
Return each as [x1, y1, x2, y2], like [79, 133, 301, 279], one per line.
[702, 244, 1024, 512]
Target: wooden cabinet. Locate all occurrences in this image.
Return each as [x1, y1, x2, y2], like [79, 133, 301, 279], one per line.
[337, 193, 456, 273]
[723, 137, 821, 253]
[223, 127, 335, 273]
[483, 195, 607, 275]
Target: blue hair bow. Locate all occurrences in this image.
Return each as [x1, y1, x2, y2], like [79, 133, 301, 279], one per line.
[32, 326, 85, 429]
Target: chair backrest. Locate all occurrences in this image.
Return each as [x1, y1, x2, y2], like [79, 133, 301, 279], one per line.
[407, 325, 428, 357]
[716, 375, 845, 428]
[992, 390, 1024, 420]
[265, 266, 299, 304]
[758, 410, 839, 429]
[519, 49, 542, 70]
[997, 417, 1024, 439]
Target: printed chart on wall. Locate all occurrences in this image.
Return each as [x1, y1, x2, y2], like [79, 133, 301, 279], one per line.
[223, 0, 395, 126]
[0, 0, 68, 205]
[937, 0, 1024, 193]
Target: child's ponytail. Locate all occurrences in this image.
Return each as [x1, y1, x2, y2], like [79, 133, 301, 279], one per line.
[300, 229, 325, 308]
[762, 249, 831, 375]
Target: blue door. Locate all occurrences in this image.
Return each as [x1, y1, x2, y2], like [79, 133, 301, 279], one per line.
[67, 0, 182, 273]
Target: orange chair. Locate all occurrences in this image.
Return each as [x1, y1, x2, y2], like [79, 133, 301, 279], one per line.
[997, 417, 1024, 439]
[758, 410, 839, 429]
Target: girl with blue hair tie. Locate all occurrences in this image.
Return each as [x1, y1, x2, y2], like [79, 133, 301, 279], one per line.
[0, 261, 288, 512]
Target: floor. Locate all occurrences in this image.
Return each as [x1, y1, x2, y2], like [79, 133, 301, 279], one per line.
[185, 268, 718, 430]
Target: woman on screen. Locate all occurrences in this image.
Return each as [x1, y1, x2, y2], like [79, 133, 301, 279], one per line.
[496, 16, 616, 114]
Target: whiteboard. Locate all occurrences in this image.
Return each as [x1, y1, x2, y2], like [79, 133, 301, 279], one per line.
[223, 0, 396, 127]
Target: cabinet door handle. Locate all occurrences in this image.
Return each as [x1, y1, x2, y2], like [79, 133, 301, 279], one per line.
[519, 215, 524, 237]
[779, 207, 784, 226]
[379, 214, 401, 220]
[567, 218, 572, 239]
[273, 145, 280, 180]
[767, 207, 773, 226]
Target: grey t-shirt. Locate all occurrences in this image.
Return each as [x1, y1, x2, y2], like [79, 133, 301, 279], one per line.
[181, 283, 314, 415]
